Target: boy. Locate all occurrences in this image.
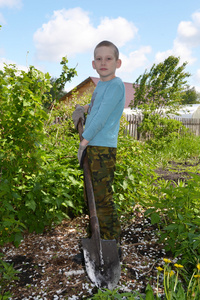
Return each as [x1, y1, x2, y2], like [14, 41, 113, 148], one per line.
[73, 40, 125, 249]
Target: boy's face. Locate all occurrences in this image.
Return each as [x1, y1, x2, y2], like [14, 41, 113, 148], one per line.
[92, 46, 121, 81]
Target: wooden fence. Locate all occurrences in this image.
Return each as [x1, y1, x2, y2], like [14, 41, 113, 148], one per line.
[125, 114, 142, 140]
[52, 114, 200, 139]
[173, 117, 200, 136]
[125, 114, 200, 139]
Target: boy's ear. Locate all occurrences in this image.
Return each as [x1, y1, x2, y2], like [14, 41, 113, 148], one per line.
[92, 60, 96, 69]
[116, 59, 122, 68]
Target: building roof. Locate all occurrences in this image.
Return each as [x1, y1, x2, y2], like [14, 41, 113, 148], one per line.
[61, 76, 134, 108]
[123, 81, 135, 108]
[172, 104, 200, 118]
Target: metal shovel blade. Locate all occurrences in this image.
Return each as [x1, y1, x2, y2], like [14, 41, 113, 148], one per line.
[82, 237, 121, 290]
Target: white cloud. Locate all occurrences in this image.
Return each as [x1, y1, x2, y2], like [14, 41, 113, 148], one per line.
[119, 46, 152, 74]
[177, 12, 200, 47]
[155, 40, 196, 65]
[155, 10, 200, 65]
[178, 21, 198, 40]
[196, 69, 200, 80]
[96, 16, 137, 47]
[194, 69, 200, 92]
[192, 11, 200, 26]
[0, 0, 22, 8]
[0, 0, 22, 23]
[34, 7, 138, 62]
[0, 47, 5, 56]
[0, 12, 6, 24]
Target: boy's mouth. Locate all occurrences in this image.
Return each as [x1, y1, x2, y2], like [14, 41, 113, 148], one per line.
[100, 68, 107, 71]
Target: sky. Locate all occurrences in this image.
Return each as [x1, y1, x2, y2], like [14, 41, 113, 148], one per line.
[0, 0, 200, 93]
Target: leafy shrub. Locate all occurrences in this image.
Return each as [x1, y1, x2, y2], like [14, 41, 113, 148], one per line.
[0, 64, 51, 246]
[0, 65, 50, 177]
[113, 135, 158, 218]
[145, 174, 200, 270]
[0, 63, 79, 246]
[139, 113, 188, 150]
[162, 132, 200, 162]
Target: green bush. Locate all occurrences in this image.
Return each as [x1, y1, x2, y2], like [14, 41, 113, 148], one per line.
[0, 64, 50, 246]
[139, 113, 188, 150]
[113, 135, 158, 218]
[0, 62, 80, 246]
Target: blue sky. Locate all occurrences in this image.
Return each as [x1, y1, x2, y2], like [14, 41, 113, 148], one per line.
[1, 0, 200, 92]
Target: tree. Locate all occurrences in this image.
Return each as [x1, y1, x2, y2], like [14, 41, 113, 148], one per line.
[49, 77, 66, 100]
[43, 56, 77, 110]
[180, 86, 200, 105]
[130, 56, 191, 116]
[130, 56, 191, 143]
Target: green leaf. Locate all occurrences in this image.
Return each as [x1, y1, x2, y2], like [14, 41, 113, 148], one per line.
[177, 213, 184, 221]
[150, 212, 160, 225]
[164, 224, 179, 230]
[145, 284, 155, 300]
[25, 199, 36, 211]
[173, 284, 186, 300]
[62, 200, 74, 208]
[193, 239, 200, 250]
[14, 232, 23, 247]
[144, 208, 155, 216]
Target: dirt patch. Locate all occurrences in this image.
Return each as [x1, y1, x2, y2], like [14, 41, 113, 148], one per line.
[1, 211, 169, 299]
[156, 167, 190, 183]
[155, 160, 200, 183]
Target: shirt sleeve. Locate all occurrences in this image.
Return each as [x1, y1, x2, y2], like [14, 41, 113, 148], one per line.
[82, 82, 124, 142]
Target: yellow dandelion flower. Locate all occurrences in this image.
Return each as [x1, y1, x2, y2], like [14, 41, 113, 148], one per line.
[174, 263, 184, 269]
[163, 258, 171, 264]
[197, 263, 200, 271]
[194, 274, 200, 278]
[156, 266, 164, 272]
[165, 270, 174, 277]
[5, 228, 9, 231]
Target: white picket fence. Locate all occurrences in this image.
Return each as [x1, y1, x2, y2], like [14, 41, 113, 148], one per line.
[125, 114, 200, 140]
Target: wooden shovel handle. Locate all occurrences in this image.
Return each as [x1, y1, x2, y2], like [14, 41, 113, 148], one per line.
[77, 119, 101, 238]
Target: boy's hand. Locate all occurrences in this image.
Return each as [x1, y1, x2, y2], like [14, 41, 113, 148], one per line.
[72, 105, 85, 129]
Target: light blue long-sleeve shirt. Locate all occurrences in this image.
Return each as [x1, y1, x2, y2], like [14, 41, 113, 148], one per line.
[82, 77, 125, 148]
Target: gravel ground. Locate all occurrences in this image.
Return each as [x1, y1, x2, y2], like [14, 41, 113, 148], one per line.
[1, 208, 169, 299]
[1, 161, 198, 299]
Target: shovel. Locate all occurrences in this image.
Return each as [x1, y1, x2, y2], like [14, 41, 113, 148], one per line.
[77, 119, 121, 290]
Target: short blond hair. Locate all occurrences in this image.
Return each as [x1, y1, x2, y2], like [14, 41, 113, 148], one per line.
[94, 41, 119, 60]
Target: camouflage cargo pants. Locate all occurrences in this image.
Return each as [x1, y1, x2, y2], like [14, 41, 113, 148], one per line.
[85, 146, 121, 241]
